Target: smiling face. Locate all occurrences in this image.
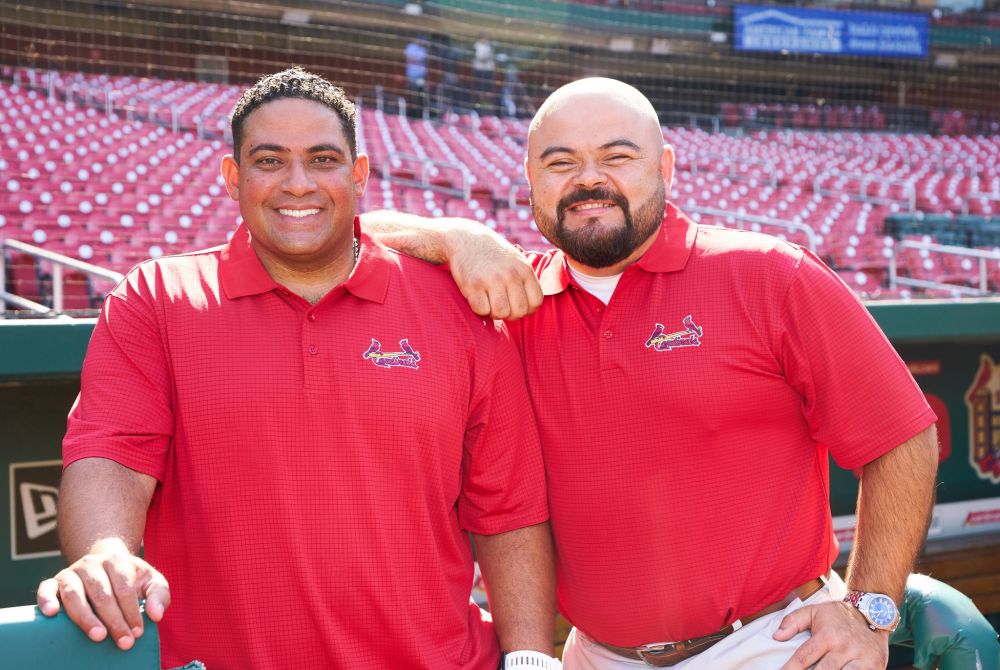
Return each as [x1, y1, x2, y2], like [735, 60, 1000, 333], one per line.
[221, 97, 368, 278]
[525, 78, 674, 275]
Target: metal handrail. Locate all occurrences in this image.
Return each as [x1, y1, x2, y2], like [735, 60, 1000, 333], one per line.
[382, 153, 472, 200]
[685, 206, 818, 252]
[2, 237, 123, 316]
[508, 179, 530, 209]
[687, 153, 778, 190]
[888, 239, 1000, 295]
[814, 169, 917, 211]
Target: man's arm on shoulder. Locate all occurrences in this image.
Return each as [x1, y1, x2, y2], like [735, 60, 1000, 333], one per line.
[473, 523, 559, 666]
[776, 424, 939, 670]
[36, 457, 169, 651]
[361, 209, 542, 319]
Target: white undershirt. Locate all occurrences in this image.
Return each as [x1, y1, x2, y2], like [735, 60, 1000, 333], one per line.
[568, 265, 623, 305]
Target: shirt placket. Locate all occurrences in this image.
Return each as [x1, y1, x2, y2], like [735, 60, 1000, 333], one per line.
[573, 286, 620, 372]
[302, 302, 326, 397]
[273, 287, 328, 396]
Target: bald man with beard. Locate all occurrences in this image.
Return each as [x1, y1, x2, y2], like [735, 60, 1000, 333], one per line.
[366, 78, 939, 670]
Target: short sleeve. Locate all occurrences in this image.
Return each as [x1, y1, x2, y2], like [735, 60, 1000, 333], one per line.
[779, 249, 937, 469]
[458, 322, 548, 535]
[63, 271, 175, 480]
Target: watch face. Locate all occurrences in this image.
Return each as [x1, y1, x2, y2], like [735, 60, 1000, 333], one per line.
[864, 594, 898, 628]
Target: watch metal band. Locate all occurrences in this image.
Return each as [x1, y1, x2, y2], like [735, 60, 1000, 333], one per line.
[504, 650, 563, 669]
[843, 590, 864, 609]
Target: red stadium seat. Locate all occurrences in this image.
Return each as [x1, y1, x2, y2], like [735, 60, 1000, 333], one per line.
[5, 252, 44, 304]
[2, 72, 998, 301]
[60, 270, 94, 310]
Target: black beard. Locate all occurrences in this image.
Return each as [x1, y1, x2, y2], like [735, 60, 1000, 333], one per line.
[532, 181, 666, 269]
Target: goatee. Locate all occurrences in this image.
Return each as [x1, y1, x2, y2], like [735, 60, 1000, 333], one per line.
[532, 180, 666, 269]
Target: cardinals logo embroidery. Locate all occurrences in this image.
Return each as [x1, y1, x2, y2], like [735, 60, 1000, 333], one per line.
[363, 338, 421, 369]
[644, 315, 703, 352]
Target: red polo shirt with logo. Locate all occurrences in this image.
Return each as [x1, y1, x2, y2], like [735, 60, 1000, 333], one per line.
[63, 219, 548, 669]
[510, 202, 935, 646]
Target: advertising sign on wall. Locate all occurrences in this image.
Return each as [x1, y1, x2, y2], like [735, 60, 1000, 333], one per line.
[734, 5, 929, 58]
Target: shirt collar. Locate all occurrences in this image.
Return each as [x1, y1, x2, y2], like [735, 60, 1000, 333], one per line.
[537, 201, 698, 296]
[220, 217, 390, 303]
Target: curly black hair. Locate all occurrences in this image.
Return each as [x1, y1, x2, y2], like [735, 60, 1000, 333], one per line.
[230, 67, 357, 161]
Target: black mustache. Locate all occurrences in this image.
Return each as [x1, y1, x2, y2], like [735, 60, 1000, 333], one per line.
[558, 187, 629, 213]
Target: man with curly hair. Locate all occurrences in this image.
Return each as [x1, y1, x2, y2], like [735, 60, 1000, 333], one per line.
[37, 68, 559, 670]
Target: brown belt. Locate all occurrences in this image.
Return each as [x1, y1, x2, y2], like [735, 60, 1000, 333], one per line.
[593, 573, 830, 667]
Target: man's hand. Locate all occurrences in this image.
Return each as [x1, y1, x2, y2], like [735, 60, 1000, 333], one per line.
[36, 537, 170, 651]
[444, 225, 542, 320]
[774, 600, 889, 670]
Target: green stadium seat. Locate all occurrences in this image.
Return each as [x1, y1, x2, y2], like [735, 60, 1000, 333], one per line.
[955, 214, 985, 227]
[972, 221, 1000, 247]
[888, 574, 1000, 670]
[0, 605, 160, 669]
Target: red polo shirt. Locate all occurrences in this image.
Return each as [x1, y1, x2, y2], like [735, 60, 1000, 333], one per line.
[64, 219, 548, 669]
[511, 202, 935, 646]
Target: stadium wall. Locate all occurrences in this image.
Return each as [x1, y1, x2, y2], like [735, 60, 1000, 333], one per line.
[1, 300, 999, 614]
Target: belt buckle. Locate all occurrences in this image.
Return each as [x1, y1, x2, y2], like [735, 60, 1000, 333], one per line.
[636, 641, 682, 666]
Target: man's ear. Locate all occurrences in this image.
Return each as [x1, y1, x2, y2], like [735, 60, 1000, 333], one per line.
[353, 153, 370, 198]
[221, 154, 240, 201]
[661, 144, 676, 194]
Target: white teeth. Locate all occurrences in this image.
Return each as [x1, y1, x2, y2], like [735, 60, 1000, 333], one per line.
[278, 208, 320, 218]
[574, 202, 612, 211]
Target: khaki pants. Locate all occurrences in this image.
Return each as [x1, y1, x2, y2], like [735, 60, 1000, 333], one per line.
[562, 572, 847, 670]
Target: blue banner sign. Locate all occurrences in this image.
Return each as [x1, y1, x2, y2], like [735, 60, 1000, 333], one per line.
[734, 5, 929, 58]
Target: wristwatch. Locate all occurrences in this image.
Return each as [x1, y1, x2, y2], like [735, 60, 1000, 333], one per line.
[504, 650, 562, 669]
[844, 590, 900, 632]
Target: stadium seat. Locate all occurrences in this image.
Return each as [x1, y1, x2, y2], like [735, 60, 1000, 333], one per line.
[5, 252, 45, 305]
[888, 574, 1000, 670]
[0, 605, 161, 668]
[60, 270, 95, 310]
[2, 72, 999, 299]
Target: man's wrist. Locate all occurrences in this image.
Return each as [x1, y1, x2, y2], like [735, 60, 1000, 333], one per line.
[440, 217, 496, 258]
[504, 650, 562, 669]
[88, 537, 134, 556]
[843, 590, 901, 632]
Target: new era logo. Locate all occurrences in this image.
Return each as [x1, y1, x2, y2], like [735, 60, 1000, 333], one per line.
[21, 483, 58, 539]
[10, 461, 62, 560]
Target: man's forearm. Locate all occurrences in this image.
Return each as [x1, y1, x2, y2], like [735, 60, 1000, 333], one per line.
[39, 457, 167, 648]
[472, 522, 556, 654]
[846, 425, 939, 603]
[361, 209, 490, 265]
[59, 457, 156, 561]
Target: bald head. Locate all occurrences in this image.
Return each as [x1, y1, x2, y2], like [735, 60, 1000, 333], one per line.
[526, 78, 666, 172]
[529, 78, 661, 142]
[524, 78, 674, 274]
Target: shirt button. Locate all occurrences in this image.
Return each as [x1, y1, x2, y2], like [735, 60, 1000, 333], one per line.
[603, 330, 613, 338]
[308, 345, 318, 355]
[308, 313, 317, 322]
